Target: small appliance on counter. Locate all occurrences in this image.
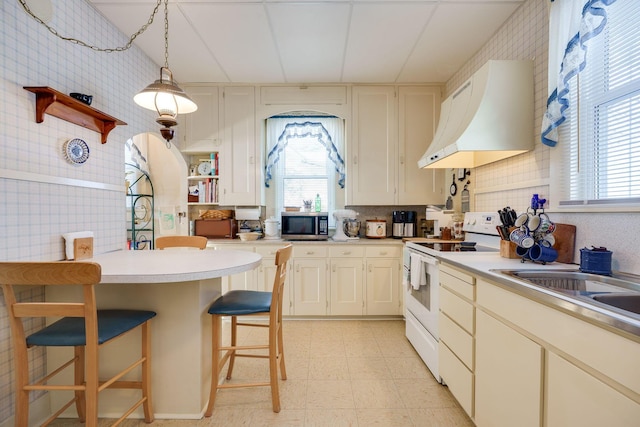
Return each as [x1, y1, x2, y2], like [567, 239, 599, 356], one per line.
[425, 206, 454, 238]
[263, 217, 280, 240]
[332, 209, 360, 241]
[281, 211, 329, 240]
[365, 219, 387, 239]
[392, 211, 418, 238]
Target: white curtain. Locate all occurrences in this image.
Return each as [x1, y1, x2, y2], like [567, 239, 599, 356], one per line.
[265, 116, 345, 188]
[541, 0, 618, 147]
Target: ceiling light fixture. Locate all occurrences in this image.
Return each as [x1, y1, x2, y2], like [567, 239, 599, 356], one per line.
[134, 0, 197, 147]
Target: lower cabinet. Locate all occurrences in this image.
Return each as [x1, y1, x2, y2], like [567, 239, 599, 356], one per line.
[364, 246, 402, 316]
[213, 242, 402, 316]
[546, 352, 640, 426]
[475, 309, 543, 427]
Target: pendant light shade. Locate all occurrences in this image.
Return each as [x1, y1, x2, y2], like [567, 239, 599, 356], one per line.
[134, 68, 197, 115]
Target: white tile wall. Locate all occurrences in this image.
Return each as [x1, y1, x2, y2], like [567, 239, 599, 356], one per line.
[1, 0, 162, 422]
[445, 0, 640, 275]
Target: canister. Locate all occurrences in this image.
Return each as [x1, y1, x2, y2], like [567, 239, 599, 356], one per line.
[365, 219, 387, 238]
[579, 247, 612, 275]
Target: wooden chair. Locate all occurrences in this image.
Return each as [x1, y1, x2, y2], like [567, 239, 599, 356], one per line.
[205, 244, 293, 415]
[0, 261, 156, 427]
[155, 235, 207, 250]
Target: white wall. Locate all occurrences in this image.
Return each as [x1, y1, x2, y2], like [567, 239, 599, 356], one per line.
[0, 0, 163, 422]
[445, 0, 640, 274]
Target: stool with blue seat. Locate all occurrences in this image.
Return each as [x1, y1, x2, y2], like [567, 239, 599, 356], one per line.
[0, 261, 156, 426]
[205, 243, 293, 415]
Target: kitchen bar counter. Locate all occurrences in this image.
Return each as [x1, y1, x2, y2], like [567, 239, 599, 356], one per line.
[46, 249, 262, 420]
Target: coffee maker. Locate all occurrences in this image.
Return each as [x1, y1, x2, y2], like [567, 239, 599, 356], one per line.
[392, 211, 405, 239]
[404, 211, 417, 237]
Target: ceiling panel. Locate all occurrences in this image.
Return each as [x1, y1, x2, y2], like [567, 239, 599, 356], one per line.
[88, 0, 526, 84]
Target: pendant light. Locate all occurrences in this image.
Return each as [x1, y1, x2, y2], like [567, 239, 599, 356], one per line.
[134, 0, 197, 147]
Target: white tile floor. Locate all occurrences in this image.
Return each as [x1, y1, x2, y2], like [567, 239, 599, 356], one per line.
[50, 319, 473, 427]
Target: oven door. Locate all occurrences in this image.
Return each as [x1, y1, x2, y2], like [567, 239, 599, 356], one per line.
[405, 250, 439, 339]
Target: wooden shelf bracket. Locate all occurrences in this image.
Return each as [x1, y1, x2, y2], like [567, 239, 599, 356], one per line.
[24, 86, 127, 144]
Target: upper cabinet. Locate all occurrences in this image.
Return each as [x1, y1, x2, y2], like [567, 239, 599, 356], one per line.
[397, 86, 444, 205]
[180, 86, 220, 153]
[349, 85, 444, 206]
[349, 86, 397, 205]
[219, 86, 258, 206]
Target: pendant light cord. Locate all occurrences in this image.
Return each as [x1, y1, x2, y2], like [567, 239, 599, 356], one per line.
[18, 0, 164, 53]
[163, 0, 170, 68]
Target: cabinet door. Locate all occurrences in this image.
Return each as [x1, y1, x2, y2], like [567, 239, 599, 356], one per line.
[475, 309, 543, 427]
[220, 86, 257, 205]
[546, 352, 640, 426]
[365, 258, 400, 315]
[397, 86, 444, 205]
[350, 86, 396, 205]
[330, 258, 364, 315]
[214, 244, 257, 293]
[293, 259, 327, 316]
[181, 86, 220, 153]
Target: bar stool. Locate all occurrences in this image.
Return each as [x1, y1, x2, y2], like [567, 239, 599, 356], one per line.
[205, 244, 293, 415]
[155, 235, 207, 250]
[0, 261, 156, 426]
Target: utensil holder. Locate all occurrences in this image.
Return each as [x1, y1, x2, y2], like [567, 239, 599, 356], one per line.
[500, 240, 519, 259]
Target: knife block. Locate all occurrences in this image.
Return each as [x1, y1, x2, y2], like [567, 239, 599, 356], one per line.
[500, 240, 519, 259]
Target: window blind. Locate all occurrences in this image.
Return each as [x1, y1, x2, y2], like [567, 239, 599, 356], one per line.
[556, 0, 640, 207]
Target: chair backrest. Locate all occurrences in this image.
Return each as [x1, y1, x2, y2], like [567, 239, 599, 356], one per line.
[0, 262, 102, 358]
[156, 235, 208, 250]
[271, 244, 293, 317]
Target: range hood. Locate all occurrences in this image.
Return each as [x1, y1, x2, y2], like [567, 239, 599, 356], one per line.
[418, 60, 534, 169]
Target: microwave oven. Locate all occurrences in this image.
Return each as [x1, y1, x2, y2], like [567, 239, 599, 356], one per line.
[281, 212, 329, 240]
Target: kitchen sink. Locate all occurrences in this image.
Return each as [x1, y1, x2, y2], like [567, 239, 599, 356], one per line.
[492, 269, 640, 294]
[592, 293, 640, 315]
[491, 269, 640, 318]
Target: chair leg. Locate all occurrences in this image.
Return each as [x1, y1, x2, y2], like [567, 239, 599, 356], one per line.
[268, 321, 281, 413]
[205, 314, 222, 417]
[14, 350, 30, 427]
[141, 322, 154, 423]
[277, 321, 287, 380]
[226, 316, 237, 380]
[74, 346, 86, 422]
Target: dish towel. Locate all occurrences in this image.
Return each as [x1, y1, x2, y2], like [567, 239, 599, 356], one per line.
[410, 253, 426, 291]
[62, 231, 94, 260]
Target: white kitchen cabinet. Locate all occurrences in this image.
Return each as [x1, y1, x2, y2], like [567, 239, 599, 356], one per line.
[438, 263, 476, 418]
[329, 246, 365, 316]
[397, 86, 445, 205]
[546, 352, 640, 426]
[349, 85, 444, 205]
[292, 246, 328, 316]
[219, 86, 258, 206]
[350, 86, 397, 205]
[475, 309, 543, 427]
[180, 85, 220, 153]
[364, 246, 401, 315]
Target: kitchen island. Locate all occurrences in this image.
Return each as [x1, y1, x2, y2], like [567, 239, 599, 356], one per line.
[45, 249, 261, 420]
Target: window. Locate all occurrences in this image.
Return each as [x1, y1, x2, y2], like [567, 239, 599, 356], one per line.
[265, 117, 345, 223]
[551, 0, 640, 208]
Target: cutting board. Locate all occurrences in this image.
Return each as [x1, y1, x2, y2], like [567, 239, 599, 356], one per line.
[552, 223, 576, 264]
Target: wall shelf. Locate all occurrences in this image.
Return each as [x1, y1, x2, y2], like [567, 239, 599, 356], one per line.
[24, 86, 127, 144]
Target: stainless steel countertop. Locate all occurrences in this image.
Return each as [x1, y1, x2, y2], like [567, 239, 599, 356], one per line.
[436, 252, 640, 341]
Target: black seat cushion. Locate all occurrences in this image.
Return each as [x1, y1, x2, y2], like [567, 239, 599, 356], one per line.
[208, 290, 272, 316]
[26, 309, 157, 347]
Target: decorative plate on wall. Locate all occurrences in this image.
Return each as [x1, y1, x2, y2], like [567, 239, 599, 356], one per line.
[63, 138, 90, 165]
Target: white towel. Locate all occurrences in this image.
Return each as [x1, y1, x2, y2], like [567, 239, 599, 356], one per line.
[62, 231, 94, 260]
[410, 253, 426, 291]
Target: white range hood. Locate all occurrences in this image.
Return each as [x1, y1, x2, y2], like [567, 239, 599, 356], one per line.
[418, 60, 534, 169]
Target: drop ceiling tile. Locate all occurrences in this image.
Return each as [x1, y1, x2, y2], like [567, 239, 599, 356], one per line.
[266, 3, 351, 83]
[181, 3, 283, 82]
[342, 3, 436, 83]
